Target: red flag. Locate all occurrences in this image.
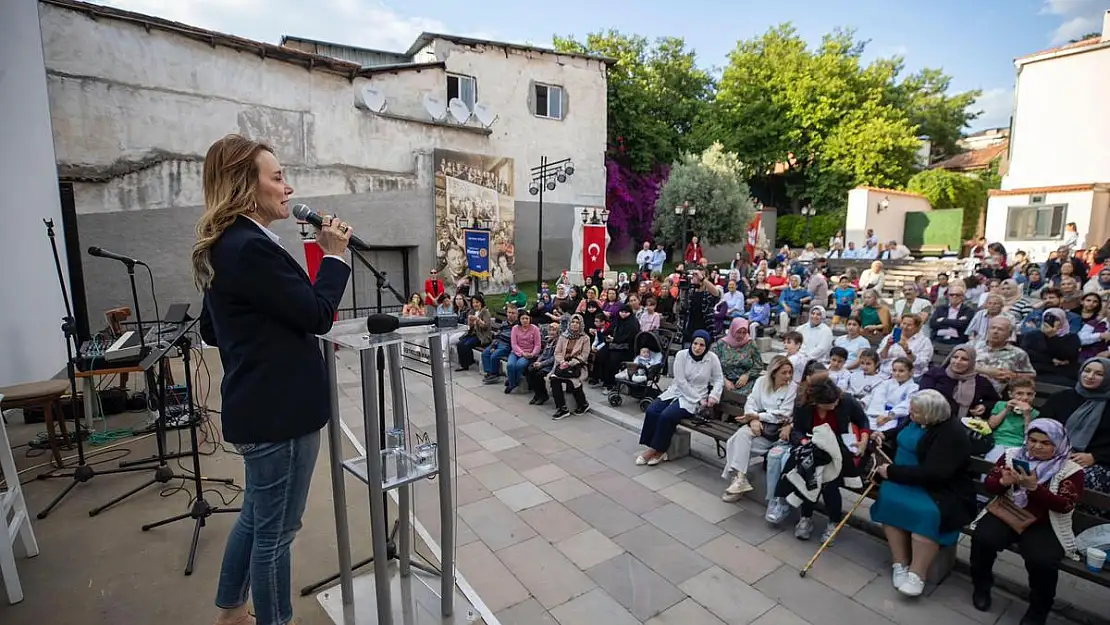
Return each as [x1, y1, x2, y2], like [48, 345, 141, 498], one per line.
[302, 238, 337, 321]
[745, 212, 762, 260]
[583, 224, 607, 279]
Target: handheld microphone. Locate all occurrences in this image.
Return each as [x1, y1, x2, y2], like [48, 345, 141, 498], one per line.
[88, 246, 145, 266]
[292, 204, 371, 251]
[365, 313, 459, 335]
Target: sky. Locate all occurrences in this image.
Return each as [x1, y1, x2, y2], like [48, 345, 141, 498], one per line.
[93, 0, 1110, 133]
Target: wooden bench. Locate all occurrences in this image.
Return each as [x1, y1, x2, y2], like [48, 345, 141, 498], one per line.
[678, 390, 745, 457]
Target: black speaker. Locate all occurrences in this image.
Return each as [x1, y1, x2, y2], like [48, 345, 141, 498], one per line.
[59, 182, 91, 342]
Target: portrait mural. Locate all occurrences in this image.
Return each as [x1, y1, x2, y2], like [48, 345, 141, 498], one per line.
[433, 149, 516, 294]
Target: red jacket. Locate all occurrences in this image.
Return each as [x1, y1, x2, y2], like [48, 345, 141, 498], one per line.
[424, 278, 445, 305]
[684, 243, 704, 264]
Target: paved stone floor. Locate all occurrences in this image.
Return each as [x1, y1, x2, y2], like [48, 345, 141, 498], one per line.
[336, 350, 1091, 625]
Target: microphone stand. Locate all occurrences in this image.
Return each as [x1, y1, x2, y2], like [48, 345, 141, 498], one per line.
[300, 248, 439, 597]
[35, 220, 153, 520]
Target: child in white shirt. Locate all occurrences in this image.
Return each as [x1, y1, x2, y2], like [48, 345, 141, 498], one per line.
[865, 357, 918, 432]
[827, 346, 851, 391]
[846, 348, 888, 405]
[783, 330, 808, 384]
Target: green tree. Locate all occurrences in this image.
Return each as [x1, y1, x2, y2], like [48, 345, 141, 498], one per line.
[553, 31, 714, 172]
[906, 168, 988, 240]
[707, 25, 922, 213]
[887, 67, 981, 162]
[653, 143, 756, 247]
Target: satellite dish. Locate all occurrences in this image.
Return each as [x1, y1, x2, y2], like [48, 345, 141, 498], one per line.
[360, 85, 387, 113]
[448, 98, 471, 124]
[423, 92, 447, 121]
[472, 102, 498, 128]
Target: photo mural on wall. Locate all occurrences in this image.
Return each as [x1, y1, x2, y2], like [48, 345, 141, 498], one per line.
[433, 149, 516, 294]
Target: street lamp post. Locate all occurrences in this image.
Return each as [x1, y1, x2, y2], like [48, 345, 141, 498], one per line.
[675, 201, 696, 260]
[801, 204, 817, 244]
[529, 156, 575, 286]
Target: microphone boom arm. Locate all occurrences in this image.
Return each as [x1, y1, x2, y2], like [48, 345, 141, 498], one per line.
[350, 248, 406, 308]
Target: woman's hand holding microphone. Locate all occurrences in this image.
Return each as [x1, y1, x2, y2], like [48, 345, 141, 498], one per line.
[316, 215, 352, 256]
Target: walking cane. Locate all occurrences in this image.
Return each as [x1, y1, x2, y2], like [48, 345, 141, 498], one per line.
[799, 438, 888, 578]
[799, 478, 877, 577]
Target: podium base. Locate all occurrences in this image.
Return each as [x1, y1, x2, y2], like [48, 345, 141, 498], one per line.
[316, 561, 480, 625]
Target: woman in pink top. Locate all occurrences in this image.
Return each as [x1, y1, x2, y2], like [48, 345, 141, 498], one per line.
[507, 310, 543, 393]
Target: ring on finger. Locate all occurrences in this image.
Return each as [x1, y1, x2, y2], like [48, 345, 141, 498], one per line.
[340, 224, 349, 233]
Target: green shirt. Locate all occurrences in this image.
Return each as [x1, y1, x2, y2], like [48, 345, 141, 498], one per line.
[505, 292, 527, 309]
[990, 401, 1039, 448]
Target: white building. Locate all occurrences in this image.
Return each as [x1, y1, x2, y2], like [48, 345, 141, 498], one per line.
[38, 0, 608, 321]
[983, 10, 1110, 260]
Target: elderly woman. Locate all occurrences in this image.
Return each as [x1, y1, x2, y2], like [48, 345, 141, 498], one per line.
[870, 389, 977, 597]
[637, 330, 723, 466]
[920, 345, 1000, 421]
[721, 355, 796, 501]
[548, 314, 592, 420]
[1042, 357, 1110, 500]
[969, 419, 1084, 625]
[777, 274, 812, 334]
[859, 260, 886, 293]
[855, 288, 892, 339]
[1021, 309, 1081, 385]
[711, 318, 764, 395]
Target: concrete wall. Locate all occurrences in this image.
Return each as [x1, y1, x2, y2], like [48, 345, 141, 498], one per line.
[845, 187, 931, 248]
[38, 2, 606, 322]
[1006, 45, 1110, 190]
[0, 0, 69, 387]
[984, 188, 1102, 261]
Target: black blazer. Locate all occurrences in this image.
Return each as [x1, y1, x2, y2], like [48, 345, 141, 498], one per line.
[927, 303, 976, 344]
[199, 217, 351, 444]
[884, 416, 977, 533]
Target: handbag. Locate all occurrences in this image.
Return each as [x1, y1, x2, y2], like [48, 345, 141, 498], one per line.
[986, 495, 1037, 534]
[553, 363, 582, 379]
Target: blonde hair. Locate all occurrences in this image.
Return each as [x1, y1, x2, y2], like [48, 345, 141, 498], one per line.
[191, 134, 273, 290]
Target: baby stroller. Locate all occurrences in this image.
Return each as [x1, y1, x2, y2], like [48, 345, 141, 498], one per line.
[607, 331, 666, 411]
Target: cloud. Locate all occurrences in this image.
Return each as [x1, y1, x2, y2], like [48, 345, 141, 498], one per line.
[93, 0, 449, 50]
[968, 87, 1014, 132]
[1039, 0, 1110, 44]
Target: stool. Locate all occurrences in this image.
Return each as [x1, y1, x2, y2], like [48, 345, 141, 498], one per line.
[0, 380, 73, 469]
[1, 392, 41, 603]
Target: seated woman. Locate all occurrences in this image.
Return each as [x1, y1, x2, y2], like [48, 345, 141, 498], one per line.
[1078, 292, 1109, 360]
[776, 274, 812, 334]
[637, 330, 723, 466]
[720, 355, 796, 502]
[1020, 309, 1081, 386]
[547, 314, 592, 420]
[1041, 357, 1110, 500]
[870, 390, 977, 597]
[773, 378, 869, 543]
[970, 419, 1083, 625]
[526, 322, 561, 406]
[854, 288, 892, 340]
[711, 318, 764, 396]
[402, 293, 427, 317]
[864, 357, 919, 432]
[919, 345, 1000, 425]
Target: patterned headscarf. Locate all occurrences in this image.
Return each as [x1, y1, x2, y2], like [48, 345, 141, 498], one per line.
[563, 314, 585, 340]
[722, 318, 752, 348]
[1012, 418, 1072, 508]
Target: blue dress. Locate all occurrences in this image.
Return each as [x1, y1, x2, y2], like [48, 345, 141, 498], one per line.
[869, 422, 962, 546]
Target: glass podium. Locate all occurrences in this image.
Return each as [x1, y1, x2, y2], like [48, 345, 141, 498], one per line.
[316, 317, 475, 625]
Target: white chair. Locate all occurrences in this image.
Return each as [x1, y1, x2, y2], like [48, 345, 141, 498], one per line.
[0, 393, 40, 604]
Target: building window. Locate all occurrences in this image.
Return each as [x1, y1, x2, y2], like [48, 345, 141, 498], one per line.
[447, 73, 476, 108]
[1005, 204, 1067, 240]
[1030, 194, 1046, 204]
[534, 83, 564, 119]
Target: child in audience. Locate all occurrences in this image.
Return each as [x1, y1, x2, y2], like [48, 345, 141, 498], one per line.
[834, 317, 871, 370]
[864, 357, 918, 432]
[783, 331, 807, 383]
[831, 276, 857, 328]
[747, 291, 771, 334]
[983, 378, 1039, 461]
[846, 348, 888, 403]
[827, 346, 851, 390]
[615, 345, 663, 384]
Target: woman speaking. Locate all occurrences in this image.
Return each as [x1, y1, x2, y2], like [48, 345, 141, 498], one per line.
[194, 134, 352, 625]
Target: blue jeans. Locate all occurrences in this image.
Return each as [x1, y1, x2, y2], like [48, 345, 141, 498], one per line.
[215, 429, 321, 625]
[482, 343, 510, 376]
[639, 398, 691, 453]
[506, 353, 532, 389]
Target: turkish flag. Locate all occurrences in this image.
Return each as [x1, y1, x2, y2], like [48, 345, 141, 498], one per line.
[745, 212, 761, 260]
[583, 224, 607, 279]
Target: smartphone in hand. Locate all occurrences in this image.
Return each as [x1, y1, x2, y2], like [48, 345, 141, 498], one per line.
[892, 327, 903, 343]
[1012, 459, 1032, 474]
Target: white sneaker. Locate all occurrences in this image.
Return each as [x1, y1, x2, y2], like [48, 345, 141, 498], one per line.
[819, 524, 837, 545]
[891, 563, 909, 589]
[794, 517, 814, 540]
[722, 473, 753, 502]
[897, 571, 925, 597]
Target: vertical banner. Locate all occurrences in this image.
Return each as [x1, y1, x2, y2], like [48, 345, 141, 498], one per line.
[303, 238, 325, 282]
[582, 224, 607, 279]
[746, 212, 762, 260]
[464, 229, 491, 279]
